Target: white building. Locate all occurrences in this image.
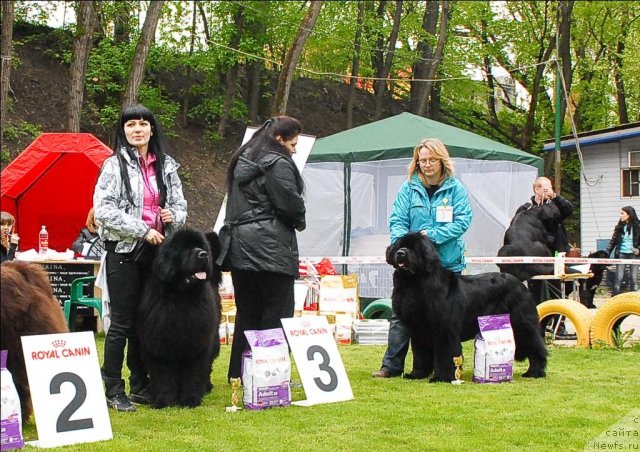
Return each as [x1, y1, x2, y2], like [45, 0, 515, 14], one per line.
[543, 123, 640, 253]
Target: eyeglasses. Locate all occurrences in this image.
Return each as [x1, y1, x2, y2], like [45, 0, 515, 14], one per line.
[418, 158, 439, 166]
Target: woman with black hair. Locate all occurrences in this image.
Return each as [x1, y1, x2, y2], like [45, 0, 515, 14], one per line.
[606, 206, 640, 295]
[93, 104, 187, 412]
[217, 116, 306, 382]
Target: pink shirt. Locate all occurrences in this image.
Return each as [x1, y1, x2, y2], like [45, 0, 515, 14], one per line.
[139, 153, 162, 232]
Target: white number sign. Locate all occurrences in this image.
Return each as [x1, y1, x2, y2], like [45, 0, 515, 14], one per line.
[281, 316, 353, 406]
[21, 332, 112, 448]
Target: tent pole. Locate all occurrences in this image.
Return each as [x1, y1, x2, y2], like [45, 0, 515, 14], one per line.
[554, 14, 562, 194]
[341, 162, 351, 274]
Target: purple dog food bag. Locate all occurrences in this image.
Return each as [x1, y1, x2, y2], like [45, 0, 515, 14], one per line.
[1, 350, 24, 450]
[473, 314, 515, 384]
[242, 328, 291, 410]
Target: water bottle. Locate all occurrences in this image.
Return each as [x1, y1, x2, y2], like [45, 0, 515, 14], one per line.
[38, 225, 49, 256]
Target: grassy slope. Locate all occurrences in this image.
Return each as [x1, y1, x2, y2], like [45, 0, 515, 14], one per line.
[22, 340, 639, 451]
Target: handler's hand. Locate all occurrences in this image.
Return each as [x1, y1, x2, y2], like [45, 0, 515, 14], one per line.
[10, 233, 20, 245]
[158, 208, 174, 224]
[543, 188, 556, 200]
[145, 229, 165, 245]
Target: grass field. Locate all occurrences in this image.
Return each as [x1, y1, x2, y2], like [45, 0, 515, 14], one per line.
[20, 335, 640, 452]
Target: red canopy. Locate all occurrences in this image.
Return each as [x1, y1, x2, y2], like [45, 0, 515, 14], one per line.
[1, 133, 112, 252]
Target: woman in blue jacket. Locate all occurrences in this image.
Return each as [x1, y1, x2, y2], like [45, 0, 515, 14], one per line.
[372, 138, 472, 378]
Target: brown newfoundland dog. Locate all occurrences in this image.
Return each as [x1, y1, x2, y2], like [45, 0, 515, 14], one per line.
[1, 261, 69, 422]
[387, 232, 547, 382]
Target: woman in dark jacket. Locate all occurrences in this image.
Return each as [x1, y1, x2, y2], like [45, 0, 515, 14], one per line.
[605, 206, 640, 295]
[1, 211, 20, 263]
[217, 116, 306, 381]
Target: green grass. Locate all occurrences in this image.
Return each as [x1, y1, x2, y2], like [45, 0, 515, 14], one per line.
[22, 338, 640, 451]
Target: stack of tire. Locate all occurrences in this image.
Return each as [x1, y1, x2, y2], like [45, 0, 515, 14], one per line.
[537, 293, 640, 348]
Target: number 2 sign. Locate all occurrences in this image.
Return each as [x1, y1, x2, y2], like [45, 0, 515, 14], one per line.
[281, 316, 353, 406]
[21, 332, 112, 448]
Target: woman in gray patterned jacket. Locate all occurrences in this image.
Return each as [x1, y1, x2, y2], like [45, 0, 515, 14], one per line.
[93, 104, 187, 412]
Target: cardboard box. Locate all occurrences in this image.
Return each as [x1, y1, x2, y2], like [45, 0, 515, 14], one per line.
[318, 274, 359, 314]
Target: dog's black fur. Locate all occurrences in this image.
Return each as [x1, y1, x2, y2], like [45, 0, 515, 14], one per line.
[497, 203, 561, 281]
[578, 250, 609, 308]
[138, 229, 222, 408]
[387, 232, 547, 382]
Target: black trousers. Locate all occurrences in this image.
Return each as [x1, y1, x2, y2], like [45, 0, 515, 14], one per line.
[228, 270, 295, 381]
[102, 248, 152, 397]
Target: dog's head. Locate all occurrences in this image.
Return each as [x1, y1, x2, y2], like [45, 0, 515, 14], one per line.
[528, 202, 561, 230]
[154, 229, 221, 286]
[586, 250, 608, 283]
[386, 232, 440, 274]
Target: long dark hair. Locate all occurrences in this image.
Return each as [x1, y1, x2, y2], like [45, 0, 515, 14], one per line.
[620, 206, 639, 234]
[225, 116, 303, 193]
[114, 104, 168, 207]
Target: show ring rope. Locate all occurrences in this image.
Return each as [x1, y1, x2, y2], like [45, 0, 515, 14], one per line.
[301, 256, 640, 266]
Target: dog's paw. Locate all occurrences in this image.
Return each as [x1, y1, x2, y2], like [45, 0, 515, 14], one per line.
[429, 374, 454, 383]
[403, 370, 429, 380]
[522, 369, 546, 378]
[179, 393, 204, 408]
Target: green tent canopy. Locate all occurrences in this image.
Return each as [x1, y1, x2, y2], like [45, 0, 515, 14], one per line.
[298, 112, 542, 297]
[309, 112, 543, 172]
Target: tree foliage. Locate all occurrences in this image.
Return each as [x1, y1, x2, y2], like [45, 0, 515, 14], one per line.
[4, 0, 639, 157]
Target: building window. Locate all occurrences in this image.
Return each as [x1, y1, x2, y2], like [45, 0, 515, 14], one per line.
[622, 169, 639, 197]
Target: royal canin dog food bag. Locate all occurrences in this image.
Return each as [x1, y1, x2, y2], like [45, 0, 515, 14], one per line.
[242, 328, 291, 410]
[1, 350, 24, 450]
[473, 314, 515, 383]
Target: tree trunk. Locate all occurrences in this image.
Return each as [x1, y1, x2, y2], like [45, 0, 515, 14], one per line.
[247, 60, 262, 123]
[373, 0, 402, 120]
[369, 1, 386, 95]
[521, 38, 556, 151]
[612, 38, 629, 124]
[272, 1, 324, 116]
[181, 0, 198, 126]
[121, 0, 164, 109]
[217, 6, 245, 136]
[1, 0, 14, 155]
[197, 1, 210, 43]
[67, 1, 98, 132]
[557, 0, 574, 126]
[410, 1, 438, 115]
[347, 1, 365, 129]
[244, 16, 265, 123]
[423, 1, 449, 117]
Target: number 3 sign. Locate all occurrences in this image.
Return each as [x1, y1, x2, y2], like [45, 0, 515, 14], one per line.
[21, 332, 112, 448]
[281, 316, 353, 406]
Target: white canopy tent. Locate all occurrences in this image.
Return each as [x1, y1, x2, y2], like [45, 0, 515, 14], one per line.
[297, 113, 543, 298]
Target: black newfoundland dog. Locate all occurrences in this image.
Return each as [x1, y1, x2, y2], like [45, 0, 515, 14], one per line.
[578, 250, 609, 309]
[497, 203, 560, 281]
[138, 229, 222, 408]
[387, 232, 547, 382]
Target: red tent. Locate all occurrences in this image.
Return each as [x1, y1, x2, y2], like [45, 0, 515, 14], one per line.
[1, 133, 112, 252]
